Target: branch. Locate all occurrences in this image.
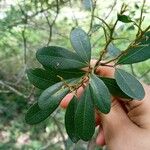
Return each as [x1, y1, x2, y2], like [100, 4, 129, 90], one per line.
[7, 4, 57, 29]
[139, 68, 150, 79]
[52, 117, 67, 149]
[88, 0, 97, 35]
[43, 0, 59, 46]
[0, 80, 28, 98]
[22, 26, 27, 65]
[136, 0, 146, 36]
[104, 0, 117, 19]
[69, 0, 78, 26]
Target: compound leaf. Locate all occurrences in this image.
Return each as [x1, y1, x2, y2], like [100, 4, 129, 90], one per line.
[90, 74, 111, 114]
[75, 85, 95, 141]
[115, 68, 145, 100]
[70, 28, 91, 63]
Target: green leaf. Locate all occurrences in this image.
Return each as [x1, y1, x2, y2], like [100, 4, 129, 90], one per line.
[36, 46, 87, 70]
[115, 68, 145, 100]
[75, 85, 95, 141]
[117, 14, 133, 23]
[38, 82, 69, 110]
[26, 68, 60, 89]
[44, 67, 85, 80]
[117, 32, 150, 64]
[107, 43, 121, 57]
[83, 0, 93, 11]
[65, 96, 80, 143]
[25, 103, 54, 125]
[70, 28, 91, 63]
[90, 74, 111, 114]
[100, 77, 131, 99]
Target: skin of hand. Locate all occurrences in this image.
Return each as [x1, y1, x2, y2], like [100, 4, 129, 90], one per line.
[60, 60, 150, 150]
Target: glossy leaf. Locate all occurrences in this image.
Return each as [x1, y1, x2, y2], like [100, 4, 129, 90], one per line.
[117, 32, 150, 64]
[27, 68, 60, 89]
[90, 74, 111, 114]
[83, 0, 93, 11]
[100, 77, 131, 99]
[115, 68, 145, 100]
[75, 85, 95, 141]
[70, 28, 91, 63]
[36, 46, 87, 70]
[25, 103, 54, 125]
[107, 43, 121, 57]
[118, 14, 132, 23]
[65, 96, 79, 143]
[38, 82, 69, 110]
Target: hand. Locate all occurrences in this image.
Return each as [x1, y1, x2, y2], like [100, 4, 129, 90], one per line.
[95, 64, 150, 150]
[96, 83, 150, 150]
[60, 60, 150, 150]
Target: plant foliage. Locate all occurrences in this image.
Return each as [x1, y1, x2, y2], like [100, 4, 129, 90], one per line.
[26, 4, 150, 143]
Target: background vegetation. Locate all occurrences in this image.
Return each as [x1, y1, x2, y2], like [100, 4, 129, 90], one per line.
[0, 0, 150, 149]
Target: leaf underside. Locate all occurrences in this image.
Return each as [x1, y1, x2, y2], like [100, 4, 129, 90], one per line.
[115, 68, 145, 100]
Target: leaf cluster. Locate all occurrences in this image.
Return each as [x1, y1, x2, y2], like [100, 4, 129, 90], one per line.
[25, 26, 150, 142]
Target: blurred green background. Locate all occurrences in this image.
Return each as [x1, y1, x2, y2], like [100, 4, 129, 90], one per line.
[0, 0, 150, 149]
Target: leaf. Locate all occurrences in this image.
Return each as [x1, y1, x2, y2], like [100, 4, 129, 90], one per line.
[44, 67, 85, 80]
[25, 103, 54, 125]
[26, 68, 60, 89]
[36, 46, 87, 70]
[100, 77, 131, 99]
[117, 14, 133, 23]
[115, 68, 145, 100]
[117, 32, 150, 64]
[107, 43, 121, 57]
[65, 96, 80, 143]
[90, 74, 111, 114]
[70, 28, 91, 63]
[38, 82, 69, 110]
[75, 85, 95, 141]
[83, 0, 93, 11]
